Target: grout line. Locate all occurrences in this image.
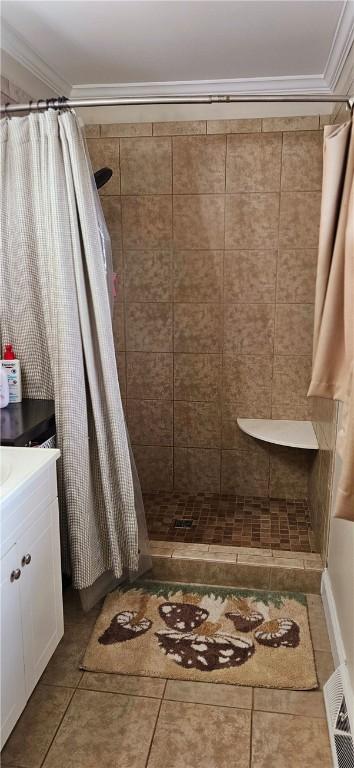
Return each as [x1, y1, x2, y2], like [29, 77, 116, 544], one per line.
[38, 686, 76, 767]
[249, 706, 254, 768]
[144, 679, 167, 768]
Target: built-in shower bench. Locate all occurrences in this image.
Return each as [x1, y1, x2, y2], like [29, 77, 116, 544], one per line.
[237, 419, 318, 450]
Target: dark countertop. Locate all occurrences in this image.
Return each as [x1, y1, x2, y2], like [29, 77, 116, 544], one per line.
[0, 399, 55, 446]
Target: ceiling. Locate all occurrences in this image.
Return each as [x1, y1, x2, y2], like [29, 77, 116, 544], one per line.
[1, 0, 354, 98]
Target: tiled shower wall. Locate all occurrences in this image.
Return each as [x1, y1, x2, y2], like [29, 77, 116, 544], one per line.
[86, 115, 323, 497]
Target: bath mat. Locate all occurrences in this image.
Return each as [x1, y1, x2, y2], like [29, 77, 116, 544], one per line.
[81, 581, 317, 690]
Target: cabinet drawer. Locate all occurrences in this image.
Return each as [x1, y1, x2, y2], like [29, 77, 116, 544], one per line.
[1, 464, 58, 558]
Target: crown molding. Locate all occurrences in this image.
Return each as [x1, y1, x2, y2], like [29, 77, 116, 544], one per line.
[323, 0, 354, 90]
[2, 3, 353, 104]
[1, 20, 71, 97]
[71, 74, 330, 100]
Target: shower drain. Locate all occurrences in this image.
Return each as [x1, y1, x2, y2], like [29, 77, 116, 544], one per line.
[174, 519, 193, 529]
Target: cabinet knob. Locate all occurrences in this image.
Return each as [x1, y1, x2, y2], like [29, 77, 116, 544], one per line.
[21, 553, 32, 566]
[10, 569, 21, 582]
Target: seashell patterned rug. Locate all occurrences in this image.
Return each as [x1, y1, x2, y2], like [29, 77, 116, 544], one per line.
[81, 581, 318, 690]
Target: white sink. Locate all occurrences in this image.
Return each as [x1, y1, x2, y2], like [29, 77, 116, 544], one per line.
[0, 447, 60, 504]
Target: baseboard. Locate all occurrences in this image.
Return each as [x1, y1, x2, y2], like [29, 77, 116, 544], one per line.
[321, 568, 346, 667]
[321, 568, 354, 733]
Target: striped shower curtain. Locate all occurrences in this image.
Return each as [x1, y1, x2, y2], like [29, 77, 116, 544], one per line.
[0, 109, 140, 588]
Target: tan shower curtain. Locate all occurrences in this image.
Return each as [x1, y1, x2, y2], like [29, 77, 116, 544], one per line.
[308, 117, 354, 521]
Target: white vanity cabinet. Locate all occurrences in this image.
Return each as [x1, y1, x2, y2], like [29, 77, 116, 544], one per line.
[0, 448, 64, 748]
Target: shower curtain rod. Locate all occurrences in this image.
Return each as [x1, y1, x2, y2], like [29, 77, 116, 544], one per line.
[1, 92, 354, 114]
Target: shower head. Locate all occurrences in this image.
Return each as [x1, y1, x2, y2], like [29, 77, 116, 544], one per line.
[94, 167, 113, 189]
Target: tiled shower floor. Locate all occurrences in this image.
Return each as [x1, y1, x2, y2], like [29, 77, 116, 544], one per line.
[144, 492, 318, 553]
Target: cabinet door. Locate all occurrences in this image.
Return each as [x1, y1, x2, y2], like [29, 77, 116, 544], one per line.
[19, 499, 64, 696]
[0, 545, 26, 749]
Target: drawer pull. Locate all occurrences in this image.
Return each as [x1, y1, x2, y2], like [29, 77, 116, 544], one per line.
[21, 554, 32, 566]
[10, 569, 21, 582]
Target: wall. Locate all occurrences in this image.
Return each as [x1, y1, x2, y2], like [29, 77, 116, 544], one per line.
[86, 114, 323, 497]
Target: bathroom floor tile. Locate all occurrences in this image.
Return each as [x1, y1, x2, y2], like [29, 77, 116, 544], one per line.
[253, 688, 326, 718]
[1, 685, 73, 768]
[42, 688, 160, 768]
[79, 672, 166, 698]
[40, 621, 93, 688]
[147, 699, 251, 768]
[144, 491, 317, 552]
[164, 680, 252, 709]
[251, 711, 332, 767]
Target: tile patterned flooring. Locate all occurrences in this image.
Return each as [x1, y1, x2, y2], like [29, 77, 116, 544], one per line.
[1, 589, 334, 768]
[144, 492, 318, 552]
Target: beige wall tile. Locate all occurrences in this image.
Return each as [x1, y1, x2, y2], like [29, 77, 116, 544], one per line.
[148, 545, 173, 558]
[277, 249, 317, 303]
[251, 711, 331, 767]
[207, 118, 261, 134]
[174, 353, 221, 402]
[120, 137, 172, 194]
[122, 195, 172, 249]
[262, 115, 320, 132]
[173, 195, 225, 249]
[101, 122, 152, 137]
[124, 250, 172, 302]
[224, 303, 274, 354]
[125, 302, 172, 352]
[271, 403, 313, 420]
[100, 196, 122, 239]
[172, 550, 237, 563]
[275, 303, 314, 355]
[173, 250, 223, 302]
[173, 135, 226, 193]
[271, 556, 304, 569]
[164, 680, 252, 709]
[279, 191, 321, 249]
[232, 564, 271, 589]
[269, 446, 313, 497]
[174, 447, 221, 492]
[237, 554, 274, 565]
[116, 352, 126, 401]
[150, 554, 269, 589]
[221, 448, 270, 495]
[112, 299, 125, 351]
[226, 132, 282, 193]
[174, 303, 222, 353]
[224, 250, 276, 302]
[126, 352, 173, 400]
[281, 131, 323, 191]
[153, 121, 206, 136]
[133, 445, 173, 491]
[222, 404, 271, 448]
[86, 138, 120, 194]
[225, 193, 279, 249]
[174, 401, 221, 448]
[127, 399, 173, 445]
[223, 354, 272, 406]
[270, 568, 321, 593]
[84, 124, 100, 138]
[272, 355, 312, 414]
